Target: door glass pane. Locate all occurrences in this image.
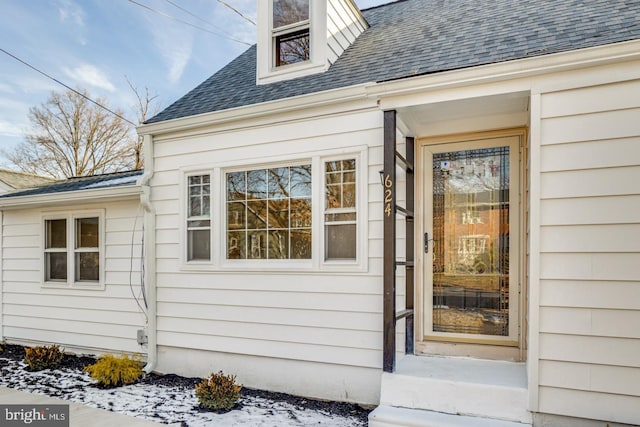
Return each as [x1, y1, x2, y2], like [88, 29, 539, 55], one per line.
[432, 146, 510, 336]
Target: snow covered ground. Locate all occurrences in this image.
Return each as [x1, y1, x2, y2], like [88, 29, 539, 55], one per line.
[0, 356, 368, 426]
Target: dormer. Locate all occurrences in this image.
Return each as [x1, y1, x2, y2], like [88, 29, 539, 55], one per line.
[257, 0, 368, 85]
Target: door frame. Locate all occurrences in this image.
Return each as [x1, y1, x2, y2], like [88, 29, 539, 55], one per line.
[414, 128, 528, 360]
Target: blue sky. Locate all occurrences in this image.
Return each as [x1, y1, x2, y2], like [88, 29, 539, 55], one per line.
[0, 0, 391, 167]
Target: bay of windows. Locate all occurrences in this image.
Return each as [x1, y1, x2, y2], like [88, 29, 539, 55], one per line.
[184, 155, 360, 267]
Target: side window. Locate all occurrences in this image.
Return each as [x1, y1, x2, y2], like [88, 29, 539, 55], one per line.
[324, 159, 357, 260]
[226, 164, 312, 260]
[272, 0, 310, 67]
[187, 175, 211, 261]
[44, 213, 102, 286]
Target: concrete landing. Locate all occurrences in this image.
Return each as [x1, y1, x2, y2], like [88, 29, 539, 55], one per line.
[371, 355, 532, 426]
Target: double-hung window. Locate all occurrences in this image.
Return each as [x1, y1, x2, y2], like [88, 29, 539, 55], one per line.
[324, 159, 357, 260]
[272, 0, 310, 67]
[44, 213, 102, 287]
[187, 174, 211, 261]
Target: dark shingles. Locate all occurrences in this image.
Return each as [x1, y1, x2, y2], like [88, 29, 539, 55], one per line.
[147, 0, 640, 124]
[0, 170, 143, 199]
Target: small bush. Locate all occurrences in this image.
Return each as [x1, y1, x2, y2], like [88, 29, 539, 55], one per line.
[195, 371, 242, 412]
[24, 344, 63, 371]
[84, 354, 143, 387]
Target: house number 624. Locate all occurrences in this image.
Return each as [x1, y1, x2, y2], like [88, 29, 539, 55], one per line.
[384, 174, 393, 217]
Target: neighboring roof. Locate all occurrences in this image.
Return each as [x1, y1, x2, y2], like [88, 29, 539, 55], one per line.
[0, 169, 56, 190]
[147, 0, 640, 124]
[0, 170, 143, 199]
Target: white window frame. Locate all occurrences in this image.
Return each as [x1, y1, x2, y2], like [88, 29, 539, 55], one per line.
[179, 147, 367, 273]
[322, 156, 359, 264]
[182, 171, 213, 266]
[222, 161, 313, 268]
[256, 0, 327, 85]
[186, 173, 212, 263]
[42, 210, 105, 289]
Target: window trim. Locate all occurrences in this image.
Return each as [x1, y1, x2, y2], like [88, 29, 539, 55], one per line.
[323, 156, 359, 263]
[41, 210, 105, 289]
[256, 0, 327, 85]
[182, 170, 214, 266]
[223, 161, 313, 265]
[179, 147, 368, 273]
[186, 173, 212, 262]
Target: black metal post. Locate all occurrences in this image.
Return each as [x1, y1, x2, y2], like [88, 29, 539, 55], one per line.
[405, 136, 415, 355]
[383, 110, 396, 373]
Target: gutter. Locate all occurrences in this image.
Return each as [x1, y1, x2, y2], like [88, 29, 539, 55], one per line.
[0, 186, 141, 210]
[138, 134, 157, 374]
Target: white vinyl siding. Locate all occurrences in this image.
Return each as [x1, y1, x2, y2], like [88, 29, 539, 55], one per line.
[1, 201, 146, 354]
[536, 78, 640, 425]
[150, 105, 383, 403]
[326, 0, 367, 64]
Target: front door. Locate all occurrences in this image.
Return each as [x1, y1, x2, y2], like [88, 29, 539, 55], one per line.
[421, 134, 521, 349]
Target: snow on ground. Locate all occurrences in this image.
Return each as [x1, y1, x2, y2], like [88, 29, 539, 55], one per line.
[0, 358, 366, 426]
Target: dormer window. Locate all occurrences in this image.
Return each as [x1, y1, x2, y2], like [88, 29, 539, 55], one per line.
[256, 0, 367, 85]
[273, 0, 310, 67]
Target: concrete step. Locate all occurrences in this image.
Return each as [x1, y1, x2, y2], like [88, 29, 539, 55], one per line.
[379, 355, 532, 424]
[369, 405, 533, 427]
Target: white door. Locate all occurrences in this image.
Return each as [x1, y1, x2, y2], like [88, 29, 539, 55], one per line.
[422, 135, 521, 346]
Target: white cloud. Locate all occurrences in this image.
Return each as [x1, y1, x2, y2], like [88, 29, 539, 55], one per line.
[166, 46, 192, 83]
[63, 64, 116, 92]
[56, 0, 85, 27]
[148, 23, 194, 84]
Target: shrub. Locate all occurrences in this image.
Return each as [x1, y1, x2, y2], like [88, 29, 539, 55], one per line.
[195, 371, 242, 412]
[84, 354, 143, 387]
[23, 344, 63, 371]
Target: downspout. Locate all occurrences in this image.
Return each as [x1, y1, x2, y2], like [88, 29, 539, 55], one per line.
[139, 134, 157, 374]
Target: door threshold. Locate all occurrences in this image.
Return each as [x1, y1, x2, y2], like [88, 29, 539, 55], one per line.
[416, 340, 525, 362]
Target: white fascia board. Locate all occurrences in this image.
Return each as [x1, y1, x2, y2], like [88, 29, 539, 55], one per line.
[137, 83, 371, 137]
[369, 40, 640, 104]
[0, 185, 142, 210]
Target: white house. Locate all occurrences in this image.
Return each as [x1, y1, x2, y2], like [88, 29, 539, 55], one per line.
[2, 1, 640, 426]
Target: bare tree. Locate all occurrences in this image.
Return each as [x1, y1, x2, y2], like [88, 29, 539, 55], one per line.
[4, 88, 136, 179]
[126, 77, 160, 170]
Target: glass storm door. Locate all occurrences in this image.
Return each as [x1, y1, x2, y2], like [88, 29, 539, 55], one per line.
[423, 136, 520, 344]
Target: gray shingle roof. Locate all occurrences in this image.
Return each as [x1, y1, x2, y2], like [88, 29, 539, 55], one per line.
[0, 170, 143, 199]
[147, 0, 640, 124]
[0, 169, 56, 190]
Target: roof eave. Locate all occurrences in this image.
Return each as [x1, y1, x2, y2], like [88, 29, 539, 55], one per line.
[0, 185, 142, 210]
[138, 83, 372, 136]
